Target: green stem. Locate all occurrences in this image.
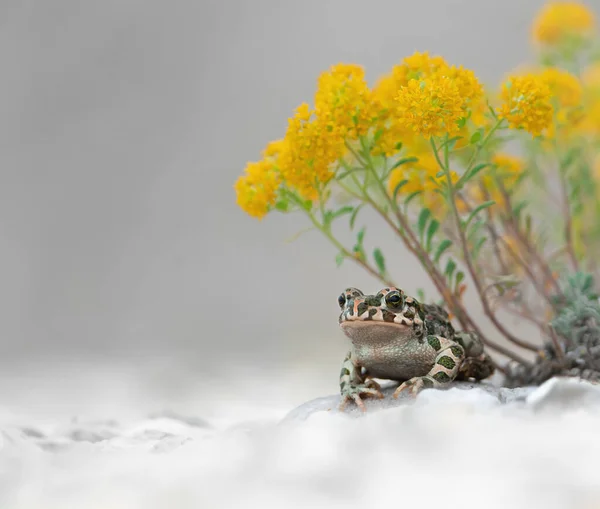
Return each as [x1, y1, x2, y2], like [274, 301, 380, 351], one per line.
[465, 119, 504, 171]
[305, 209, 392, 286]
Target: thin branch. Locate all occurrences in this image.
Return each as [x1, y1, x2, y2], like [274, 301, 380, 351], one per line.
[433, 136, 539, 353]
[558, 169, 579, 272]
[496, 180, 563, 297]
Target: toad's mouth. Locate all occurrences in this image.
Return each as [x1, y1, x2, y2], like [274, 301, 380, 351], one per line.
[340, 320, 411, 343]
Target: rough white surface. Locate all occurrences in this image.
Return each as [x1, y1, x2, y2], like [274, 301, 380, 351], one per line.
[2, 377, 600, 509]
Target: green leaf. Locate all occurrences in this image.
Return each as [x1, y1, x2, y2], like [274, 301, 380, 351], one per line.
[463, 200, 495, 229]
[512, 200, 528, 218]
[524, 214, 532, 239]
[445, 259, 457, 280]
[435, 170, 445, 178]
[470, 131, 482, 144]
[301, 198, 313, 211]
[457, 117, 467, 129]
[390, 156, 419, 171]
[425, 219, 440, 252]
[349, 204, 363, 230]
[434, 239, 452, 263]
[444, 136, 463, 150]
[456, 163, 490, 190]
[373, 248, 386, 274]
[372, 129, 384, 145]
[357, 228, 366, 245]
[416, 288, 426, 302]
[487, 102, 498, 119]
[466, 218, 485, 244]
[417, 208, 432, 238]
[560, 147, 581, 170]
[274, 200, 289, 212]
[455, 270, 465, 290]
[392, 179, 409, 201]
[404, 190, 422, 207]
[330, 206, 355, 220]
[472, 236, 488, 260]
[337, 167, 365, 180]
[335, 252, 345, 267]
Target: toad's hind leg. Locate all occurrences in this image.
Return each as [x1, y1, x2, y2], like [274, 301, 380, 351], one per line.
[393, 336, 465, 398]
[453, 331, 495, 381]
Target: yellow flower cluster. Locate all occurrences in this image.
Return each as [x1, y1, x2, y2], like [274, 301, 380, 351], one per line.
[236, 64, 371, 216]
[498, 75, 554, 136]
[396, 75, 464, 139]
[315, 63, 374, 140]
[277, 103, 344, 201]
[234, 157, 281, 219]
[539, 67, 582, 108]
[394, 57, 484, 139]
[371, 52, 448, 156]
[532, 1, 596, 45]
[372, 52, 484, 153]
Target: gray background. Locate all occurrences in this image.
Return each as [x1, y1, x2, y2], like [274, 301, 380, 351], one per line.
[0, 0, 595, 415]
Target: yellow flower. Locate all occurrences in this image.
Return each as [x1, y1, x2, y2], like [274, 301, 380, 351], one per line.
[235, 159, 281, 219]
[262, 139, 286, 158]
[445, 66, 484, 106]
[395, 62, 483, 139]
[277, 103, 344, 201]
[532, 1, 596, 45]
[396, 75, 464, 139]
[371, 53, 453, 156]
[373, 52, 450, 111]
[401, 51, 449, 81]
[539, 67, 582, 108]
[314, 63, 374, 141]
[498, 75, 554, 136]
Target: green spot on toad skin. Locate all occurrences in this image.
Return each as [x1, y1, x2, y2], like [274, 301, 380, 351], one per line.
[437, 355, 456, 370]
[432, 371, 451, 383]
[427, 335, 441, 351]
[450, 345, 464, 358]
[421, 377, 435, 389]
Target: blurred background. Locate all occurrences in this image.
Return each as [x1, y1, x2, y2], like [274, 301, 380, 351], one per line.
[0, 0, 597, 421]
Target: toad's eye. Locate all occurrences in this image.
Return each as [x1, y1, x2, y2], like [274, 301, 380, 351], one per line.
[338, 294, 346, 309]
[385, 291, 403, 308]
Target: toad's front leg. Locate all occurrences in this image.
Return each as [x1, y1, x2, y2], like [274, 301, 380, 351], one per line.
[339, 350, 384, 412]
[393, 336, 465, 398]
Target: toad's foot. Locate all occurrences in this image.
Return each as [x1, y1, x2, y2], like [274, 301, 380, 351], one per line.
[339, 379, 384, 412]
[393, 335, 465, 399]
[457, 353, 495, 381]
[392, 375, 436, 398]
